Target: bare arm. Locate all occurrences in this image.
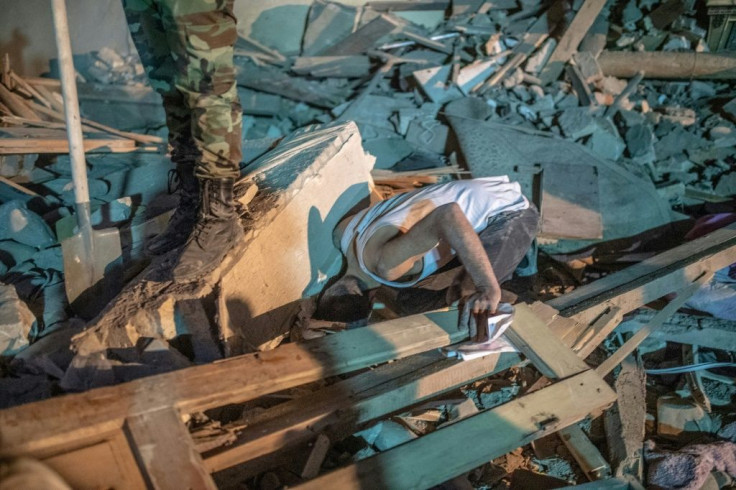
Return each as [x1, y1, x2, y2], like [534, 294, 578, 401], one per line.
[374, 203, 501, 321]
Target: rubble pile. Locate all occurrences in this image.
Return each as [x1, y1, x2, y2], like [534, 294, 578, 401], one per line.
[0, 0, 736, 488]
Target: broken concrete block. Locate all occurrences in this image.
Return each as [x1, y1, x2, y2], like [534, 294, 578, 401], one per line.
[625, 124, 655, 159]
[587, 119, 626, 161]
[657, 396, 714, 437]
[292, 56, 372, 78]
[622, 0, 644, 29]
[525, 38, 557, 75]
[663, 35, 691, 51]
[715, 172, 736, 196]
[405, 119, 449, 154]
[412, 65, 464, 104]
[457, 58, 500, 95]
[722, 98, 736, 120]
[0, 201, 55, 249]
[302, 0, 359, 56]
[0, 283, 35, 356]
[572, 52, 603, 83]
[558, 107, 598, 140]
[362, 137, 413, 169]
[218, 122, 375, 353]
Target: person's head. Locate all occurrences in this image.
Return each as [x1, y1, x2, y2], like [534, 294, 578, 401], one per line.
[315, 274, 373, 323]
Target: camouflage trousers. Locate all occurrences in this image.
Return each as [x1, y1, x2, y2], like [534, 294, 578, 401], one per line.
[123, 0, 242, 179]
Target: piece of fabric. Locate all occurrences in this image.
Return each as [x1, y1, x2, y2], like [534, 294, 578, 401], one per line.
[442, 303, 518, 361]
[123, 0, 242, 178]
[341, 177, 530, 288]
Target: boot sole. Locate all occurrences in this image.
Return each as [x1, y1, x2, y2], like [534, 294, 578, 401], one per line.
[171, 227, 245, 283]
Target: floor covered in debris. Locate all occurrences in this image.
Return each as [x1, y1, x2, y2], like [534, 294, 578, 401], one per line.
[1, 0, 736, 489]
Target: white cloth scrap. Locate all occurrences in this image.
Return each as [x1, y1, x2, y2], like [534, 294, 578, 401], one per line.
[442, 303, 519, 361]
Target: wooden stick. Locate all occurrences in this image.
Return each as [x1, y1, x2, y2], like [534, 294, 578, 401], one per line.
[595, 275, 711, 377]
[10, 72, 53, 110]
[539, 0, 608, 84]
[0, 175, 40, 197]
[0, 83, 42, 121]
[598, 51, 736, 80]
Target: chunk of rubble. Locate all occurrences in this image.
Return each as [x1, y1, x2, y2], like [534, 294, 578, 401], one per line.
[0, 283, 35, 356]
[218, 122, 375, 353]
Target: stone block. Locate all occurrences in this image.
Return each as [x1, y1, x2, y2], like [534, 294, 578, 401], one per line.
[218, 122, 375, 353]
[558, 107, 598, 140]
[657, 396, 714, 437]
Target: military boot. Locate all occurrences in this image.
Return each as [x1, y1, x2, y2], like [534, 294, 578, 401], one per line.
[146, 164, 200, 256]
[172, 177, 243, 282]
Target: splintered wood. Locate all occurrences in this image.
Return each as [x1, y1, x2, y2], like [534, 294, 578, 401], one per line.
[0, 61, 161, 154]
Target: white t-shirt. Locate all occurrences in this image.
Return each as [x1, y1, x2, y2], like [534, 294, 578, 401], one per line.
[340, 176, 530, 288]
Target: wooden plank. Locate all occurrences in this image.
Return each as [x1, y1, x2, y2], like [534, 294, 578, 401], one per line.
[540, 163, 602, 240]
[203, 351, 520, 473]
[506, 303, 590, 379]
[549, 223, 736, 327]
[595, 277, 708, 377]
[649, 0, 684, 30]
[320, 14, 404, 56]
[367, 0, 450, 10]
[539, 0, 608, 85]
[0, 309, 462, 457]
[566, 64, 595, 107]
[573, 306, 624, 359]
[598, 51, 736, 80]
[0, 84, 42, 121]
[0, 127, 138, 154]
[295, 370, 616, 490]
[479, 12, 551, 90]
[125, 408, 216, 490]
[559, 425, 611, 481]
[42, 431, 146, 490]
[604, 355, 646, 480]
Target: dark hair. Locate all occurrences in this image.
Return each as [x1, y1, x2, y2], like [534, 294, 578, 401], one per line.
[315, 275, 373, 323]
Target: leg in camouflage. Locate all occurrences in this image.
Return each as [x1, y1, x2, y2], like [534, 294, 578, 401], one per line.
[123, 0, 200, 256]
[123, 0, 244, 278]
[128, 0, 243, 280]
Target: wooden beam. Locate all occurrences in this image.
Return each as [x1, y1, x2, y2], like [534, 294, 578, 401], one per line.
[320, 14, 404, 56]
[618, 311, 736, 355]
[506, 303, 589, 379]
[0, 310, 461, 457]
[295, 370, 616, 490]
[598, 51, 736, 80]
[595, 277, 708, 377]
[604, 355, 646, 480]
[539, 0, 608, 84]
[124, 408, 217, 490]
[203, 351, 520, 473]
[0, 127, 138, 154]
[559, 425, 611, 481]
[549, 224, 736, 328]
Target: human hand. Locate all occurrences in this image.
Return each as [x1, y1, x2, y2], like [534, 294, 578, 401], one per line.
[463, 287, 501, 342]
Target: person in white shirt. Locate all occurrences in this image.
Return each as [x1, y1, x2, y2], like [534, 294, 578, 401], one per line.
[317, 177, 539, 333]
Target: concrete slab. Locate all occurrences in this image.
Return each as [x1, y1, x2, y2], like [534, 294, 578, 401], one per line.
[218, 122, 375, 353]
